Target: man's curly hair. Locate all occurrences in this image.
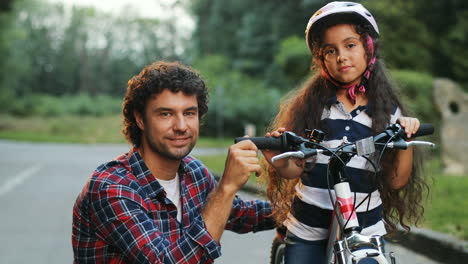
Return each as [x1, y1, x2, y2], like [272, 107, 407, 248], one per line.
[122, 61, 209, 147]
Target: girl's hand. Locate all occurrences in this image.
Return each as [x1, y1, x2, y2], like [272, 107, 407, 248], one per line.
[261, 128, 304, 179]
[397, 117, 420, 139]
[261, 128, 286, 167]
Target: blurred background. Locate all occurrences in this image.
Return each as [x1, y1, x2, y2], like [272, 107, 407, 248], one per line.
[0, 0, 466, 262]
[1, 0, 467, 139]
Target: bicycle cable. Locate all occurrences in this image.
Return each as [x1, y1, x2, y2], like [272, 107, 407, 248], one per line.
[350, 155, 379, 229]
[334, 145, 380, 231]
[325, 143, 355, 230]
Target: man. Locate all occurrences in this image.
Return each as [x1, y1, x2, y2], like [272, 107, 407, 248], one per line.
[72, 61, 274, 263]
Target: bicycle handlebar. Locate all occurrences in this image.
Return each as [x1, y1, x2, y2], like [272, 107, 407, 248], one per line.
[235, 123, 434, 151]
[234, 136, 286, 151]
[404, 123, 434, 139]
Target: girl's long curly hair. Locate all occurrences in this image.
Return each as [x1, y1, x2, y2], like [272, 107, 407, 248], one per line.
[264, 21, 429, 235]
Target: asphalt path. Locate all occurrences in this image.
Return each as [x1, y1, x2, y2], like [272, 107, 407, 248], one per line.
[0, 140, 441, 263]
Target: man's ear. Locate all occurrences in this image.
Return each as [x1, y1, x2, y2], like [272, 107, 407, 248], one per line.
[134, 111, 144, 131]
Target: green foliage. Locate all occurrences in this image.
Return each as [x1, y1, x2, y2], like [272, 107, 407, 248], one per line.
[67, 94, 122, 116]
[391, 70, 435, 122]
[442, 10, 468, 89]
[6, 94, 121, 117]
[191, 0, 318, 87]
[391, 70, 441, 145]
[0, 0, 181, 104]
[274, 36, 311, 89]
[194, 55, 282, 137]
[366, 0, 434, 72]
[191, 0, 467, 90]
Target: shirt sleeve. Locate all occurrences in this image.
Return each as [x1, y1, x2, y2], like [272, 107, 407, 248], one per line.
[390, 107, 402, 124]
[89, 182, 221, 264]
[195, 160, 275, 234]
[224, 196, 275, 233]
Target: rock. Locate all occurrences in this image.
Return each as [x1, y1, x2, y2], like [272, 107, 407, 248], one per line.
[433, 78, 468, 175]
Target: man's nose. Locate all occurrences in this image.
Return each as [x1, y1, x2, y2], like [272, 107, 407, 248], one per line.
[173, 115, 188, 131]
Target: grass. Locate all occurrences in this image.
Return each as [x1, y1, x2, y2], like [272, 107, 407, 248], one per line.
[0, 114, 125, 144]
[1, 114, 466, 240]
[196, 154, 262, 186]
[422, 159, 468, 240]
[0, 114, 232, 147]
[196, 154, 228, 175]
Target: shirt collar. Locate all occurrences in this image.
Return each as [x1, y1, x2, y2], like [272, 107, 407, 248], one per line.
[326, 95, 371, 115]
[127, 148, 189, 199]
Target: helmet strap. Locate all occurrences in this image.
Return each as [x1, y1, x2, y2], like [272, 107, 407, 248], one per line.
[321, 35, 377, 105]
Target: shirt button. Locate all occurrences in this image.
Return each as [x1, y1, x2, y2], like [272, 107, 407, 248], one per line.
[345, 126, 350, 131]
[356, 110, 361, 114]
[343, 136, 348, 142]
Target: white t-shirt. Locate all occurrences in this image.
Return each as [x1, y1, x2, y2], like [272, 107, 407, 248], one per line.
[157, 173, 182, 222]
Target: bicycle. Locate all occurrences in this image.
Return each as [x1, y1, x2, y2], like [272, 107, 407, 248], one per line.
[235, 123, 435, 264]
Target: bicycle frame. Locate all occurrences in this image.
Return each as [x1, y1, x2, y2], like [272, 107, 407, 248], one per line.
[325, 151, 393, 264]
[235, 123, 434, 264]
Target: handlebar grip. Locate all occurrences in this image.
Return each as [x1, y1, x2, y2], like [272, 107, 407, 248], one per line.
[407, 123, 434, 139]
[234, 137, 283, 150]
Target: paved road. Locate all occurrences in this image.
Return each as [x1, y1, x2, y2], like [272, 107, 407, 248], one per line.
[0, 140, 441, 263]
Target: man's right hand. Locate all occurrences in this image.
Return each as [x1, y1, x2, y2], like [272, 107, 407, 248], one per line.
[202, 139, 262, 242]
[219, 139, 261, 195]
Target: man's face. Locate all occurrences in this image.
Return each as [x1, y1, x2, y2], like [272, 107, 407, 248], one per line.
[137, 90, 199, 160]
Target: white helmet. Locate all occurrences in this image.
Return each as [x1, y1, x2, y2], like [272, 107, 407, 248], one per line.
[305, 1, 379, 54]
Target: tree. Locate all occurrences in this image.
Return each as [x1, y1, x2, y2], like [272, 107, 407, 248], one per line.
[0, 0, 14, 12]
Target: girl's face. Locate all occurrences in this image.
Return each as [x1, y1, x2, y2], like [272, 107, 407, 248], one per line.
[321, 24, 368, 86]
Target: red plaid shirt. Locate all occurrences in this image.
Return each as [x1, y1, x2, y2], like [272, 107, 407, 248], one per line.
[72, 148, 273, 263]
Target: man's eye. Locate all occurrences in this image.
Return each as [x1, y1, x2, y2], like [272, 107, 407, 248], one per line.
[160, 112, 171, 117]
[185, 111, 197, 116]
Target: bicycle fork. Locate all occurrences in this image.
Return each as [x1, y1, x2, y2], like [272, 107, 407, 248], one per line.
[326, 153, 396, 264]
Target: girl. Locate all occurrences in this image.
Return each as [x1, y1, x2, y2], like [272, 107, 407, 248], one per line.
[262, 2, 428, 263]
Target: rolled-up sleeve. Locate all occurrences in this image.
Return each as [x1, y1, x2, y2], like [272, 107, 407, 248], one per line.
[225, 196, 275, 233]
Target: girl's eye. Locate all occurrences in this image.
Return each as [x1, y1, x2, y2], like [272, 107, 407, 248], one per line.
[347, 43, 357, 48]
[324, 48, 336, 55]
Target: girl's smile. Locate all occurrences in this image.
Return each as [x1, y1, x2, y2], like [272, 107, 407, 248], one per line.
[338, 66, 351, 72]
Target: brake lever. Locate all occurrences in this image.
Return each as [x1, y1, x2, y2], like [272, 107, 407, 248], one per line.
[386, 139, 435, 150]
[271, 146, 323, 163]
[271, 151, 304, 163]
[407, 141, 436, 148]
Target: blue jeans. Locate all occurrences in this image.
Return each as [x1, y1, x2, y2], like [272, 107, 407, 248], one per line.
[284, 232, 327, 264]
[284, 232, 379, 264]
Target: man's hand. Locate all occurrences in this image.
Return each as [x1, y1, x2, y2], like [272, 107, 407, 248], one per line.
[220, 139, 261, 195]
[202, 139, 261, 242]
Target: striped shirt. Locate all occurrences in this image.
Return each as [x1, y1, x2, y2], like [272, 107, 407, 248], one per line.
[72, 148, 274, 263]
[285, 96, 401, 241]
